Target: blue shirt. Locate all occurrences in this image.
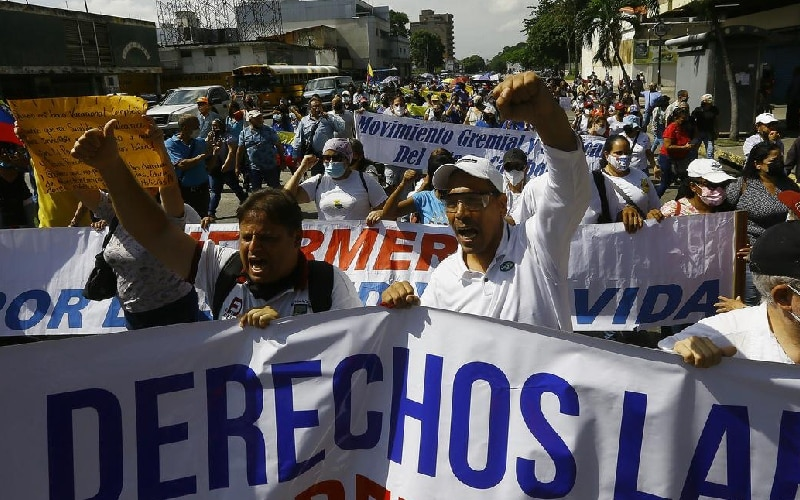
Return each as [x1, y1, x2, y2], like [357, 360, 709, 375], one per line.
[226, 117, 244, 140]
[164, 135, 208, 187]
[412, 190, 448, 225]
[239, 125, 280, 169]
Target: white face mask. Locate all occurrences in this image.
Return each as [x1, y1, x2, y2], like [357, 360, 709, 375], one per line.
[504, 169, 525, 186]
[607, 154, 630, 172]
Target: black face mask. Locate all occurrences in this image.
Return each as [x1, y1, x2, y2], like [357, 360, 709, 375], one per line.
[766, 158, 785, 177]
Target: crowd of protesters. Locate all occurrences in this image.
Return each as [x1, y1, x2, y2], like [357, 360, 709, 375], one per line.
[2, 67, 800, 371]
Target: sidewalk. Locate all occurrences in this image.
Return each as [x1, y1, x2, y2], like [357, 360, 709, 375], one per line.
[714, 104, 796, 169]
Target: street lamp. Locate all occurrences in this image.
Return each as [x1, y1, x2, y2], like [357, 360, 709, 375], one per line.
[653, 19, 668, 87]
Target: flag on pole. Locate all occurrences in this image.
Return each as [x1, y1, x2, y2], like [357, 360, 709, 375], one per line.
[367, 62, 374, 84]
[85, 0, 89, 12]
[0, 101, 23, 146]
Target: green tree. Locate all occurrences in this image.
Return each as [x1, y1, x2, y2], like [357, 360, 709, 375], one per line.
[410, 31, 445, 73]
[488, 43, 533, 74]
[461, 55, 486, 74]
[389, 10, 409, 38]
[524, 0, 588, 75]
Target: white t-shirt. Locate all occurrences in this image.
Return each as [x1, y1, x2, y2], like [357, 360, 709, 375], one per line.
[300, 171, 387, 221]
[193, 241, 363, 320]
[658, 303, 794, 364]
[420, 141, 591, 331]
[626, 131, 652, 171]
[601, 168, 660, 219]
[607, 115, 625, 135]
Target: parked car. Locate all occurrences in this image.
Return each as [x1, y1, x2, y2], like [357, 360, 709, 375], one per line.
[146, 85, 231, 136]
[302, 75, 353, 110]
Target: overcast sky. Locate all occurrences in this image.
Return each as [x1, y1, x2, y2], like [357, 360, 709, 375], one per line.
[31, 0, 530, 60]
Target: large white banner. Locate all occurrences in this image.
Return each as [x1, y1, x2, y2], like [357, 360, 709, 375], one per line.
[0, 308, 797, 498]
[0, 213, 735, 336]
[356, 111, 548, 177]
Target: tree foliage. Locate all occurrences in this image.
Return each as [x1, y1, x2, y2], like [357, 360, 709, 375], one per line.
[461, 55, 487, 74]
[487, 43, 532, 74]
[409, 31, 445, 73]
[389, 10, 410, 38]
[524, 0, 586, 72]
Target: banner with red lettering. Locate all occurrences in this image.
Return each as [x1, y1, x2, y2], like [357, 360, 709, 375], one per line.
[0, 214, 735, 336]
[0, 307, 797, 498]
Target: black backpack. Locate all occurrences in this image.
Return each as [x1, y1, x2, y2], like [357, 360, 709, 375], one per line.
[211, 255, 334, 319]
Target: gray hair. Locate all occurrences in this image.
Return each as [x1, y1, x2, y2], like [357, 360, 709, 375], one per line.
[752, 273, 800, 305]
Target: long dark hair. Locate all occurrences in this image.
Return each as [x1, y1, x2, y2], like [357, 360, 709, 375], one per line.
[740, 141, 799, 192]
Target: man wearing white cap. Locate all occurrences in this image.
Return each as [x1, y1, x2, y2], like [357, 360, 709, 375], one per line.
[237, 109, 285, 190]
[743, 112, 784, 159]
[691, 94, 719, 159]
[380, 72, 591, 331]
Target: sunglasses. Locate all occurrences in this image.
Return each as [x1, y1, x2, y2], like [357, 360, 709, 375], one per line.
[443, 192, 498, 213]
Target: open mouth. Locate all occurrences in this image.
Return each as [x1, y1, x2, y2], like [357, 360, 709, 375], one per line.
[248, 257, 266, 277]
[455, 227, 479, 241]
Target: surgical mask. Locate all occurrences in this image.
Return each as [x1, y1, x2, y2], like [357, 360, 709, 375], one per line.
[273, 114, 282, 121]
[190, 130, 200, 139]
[393, 105, 403, 113]
[607, 155, 630, 172]
[504, 169, 525, 186]
[697, 186, 726, 206]
[325, 161, 347, 178]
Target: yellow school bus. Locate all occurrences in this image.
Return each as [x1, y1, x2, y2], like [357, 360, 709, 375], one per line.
[231, 64, 338, 108]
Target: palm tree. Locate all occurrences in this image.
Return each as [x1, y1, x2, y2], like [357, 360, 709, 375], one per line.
[578, 0, 658, 83]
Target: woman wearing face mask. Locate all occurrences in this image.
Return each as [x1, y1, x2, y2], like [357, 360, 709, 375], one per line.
[384, 96, 409, 118]
[284, 138, 387, 224]
[723, 142, 800, 306]
[661, 159, 735, 217]
[588, 134, 663, 234]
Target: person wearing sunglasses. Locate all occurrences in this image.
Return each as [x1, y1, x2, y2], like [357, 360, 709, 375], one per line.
[283, 138, 386, 224]
[380, 71, 591, 332]
[659, 221, 800, 367]
[660, 158, 735, 217]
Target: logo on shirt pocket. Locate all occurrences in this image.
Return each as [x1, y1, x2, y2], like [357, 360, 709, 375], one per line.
[500, 261, 515, 272]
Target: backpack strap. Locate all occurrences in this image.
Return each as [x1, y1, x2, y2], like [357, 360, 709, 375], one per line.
[592, 170, 612, 223]
[212, 254, 243, 319]
[307, 260, 334, 312]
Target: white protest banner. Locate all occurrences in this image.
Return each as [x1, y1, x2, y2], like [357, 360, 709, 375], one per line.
[0, 307, 797, 498]
[0, 213, 735, 336]
[569, 212, 736, 330]
[355, 111, 548, 177]
[0, 227, 127, 336]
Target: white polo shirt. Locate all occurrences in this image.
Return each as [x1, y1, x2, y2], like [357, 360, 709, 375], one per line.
[193, 241, 363, 320]
[420, 142, 591, 331]
[658, 303, 794, 364]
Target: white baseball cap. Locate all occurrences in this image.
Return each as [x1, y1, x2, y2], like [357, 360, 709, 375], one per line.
[433, 155, 504, 193]
[755, 112, 778, 125]
[687, 158, 735, 184]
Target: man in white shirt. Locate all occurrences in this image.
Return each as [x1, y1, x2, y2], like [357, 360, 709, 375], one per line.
[380, 71, 591, 331]
[660, 221, 800, 366]
[743, 112, 784, 159]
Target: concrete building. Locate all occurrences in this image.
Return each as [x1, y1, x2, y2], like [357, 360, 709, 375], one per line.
[410, 9, 455, 62]
[579, 1, 799, 134]
[251, 0, 410, 79]
[0, 1, 161, 99]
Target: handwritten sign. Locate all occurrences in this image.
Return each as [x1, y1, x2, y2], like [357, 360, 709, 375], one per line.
[8, 96, 173, 193]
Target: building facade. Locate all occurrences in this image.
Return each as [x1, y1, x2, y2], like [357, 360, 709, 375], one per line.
[0, 1, 161, 99]
[410, 9, 455, 62]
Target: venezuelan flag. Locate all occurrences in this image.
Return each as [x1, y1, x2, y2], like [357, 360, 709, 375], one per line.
[367, 63, 374, 85]
[0, 101, 23, 146]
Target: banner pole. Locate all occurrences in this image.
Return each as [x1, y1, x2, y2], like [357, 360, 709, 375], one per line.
[733, 210, 748, 299]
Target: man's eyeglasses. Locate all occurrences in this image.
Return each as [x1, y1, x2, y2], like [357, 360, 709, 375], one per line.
[443, 192, 498, 213]
[504, 162, 526, 171]
[787, 283, 800, 297]
[322, 154, 344, 162]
